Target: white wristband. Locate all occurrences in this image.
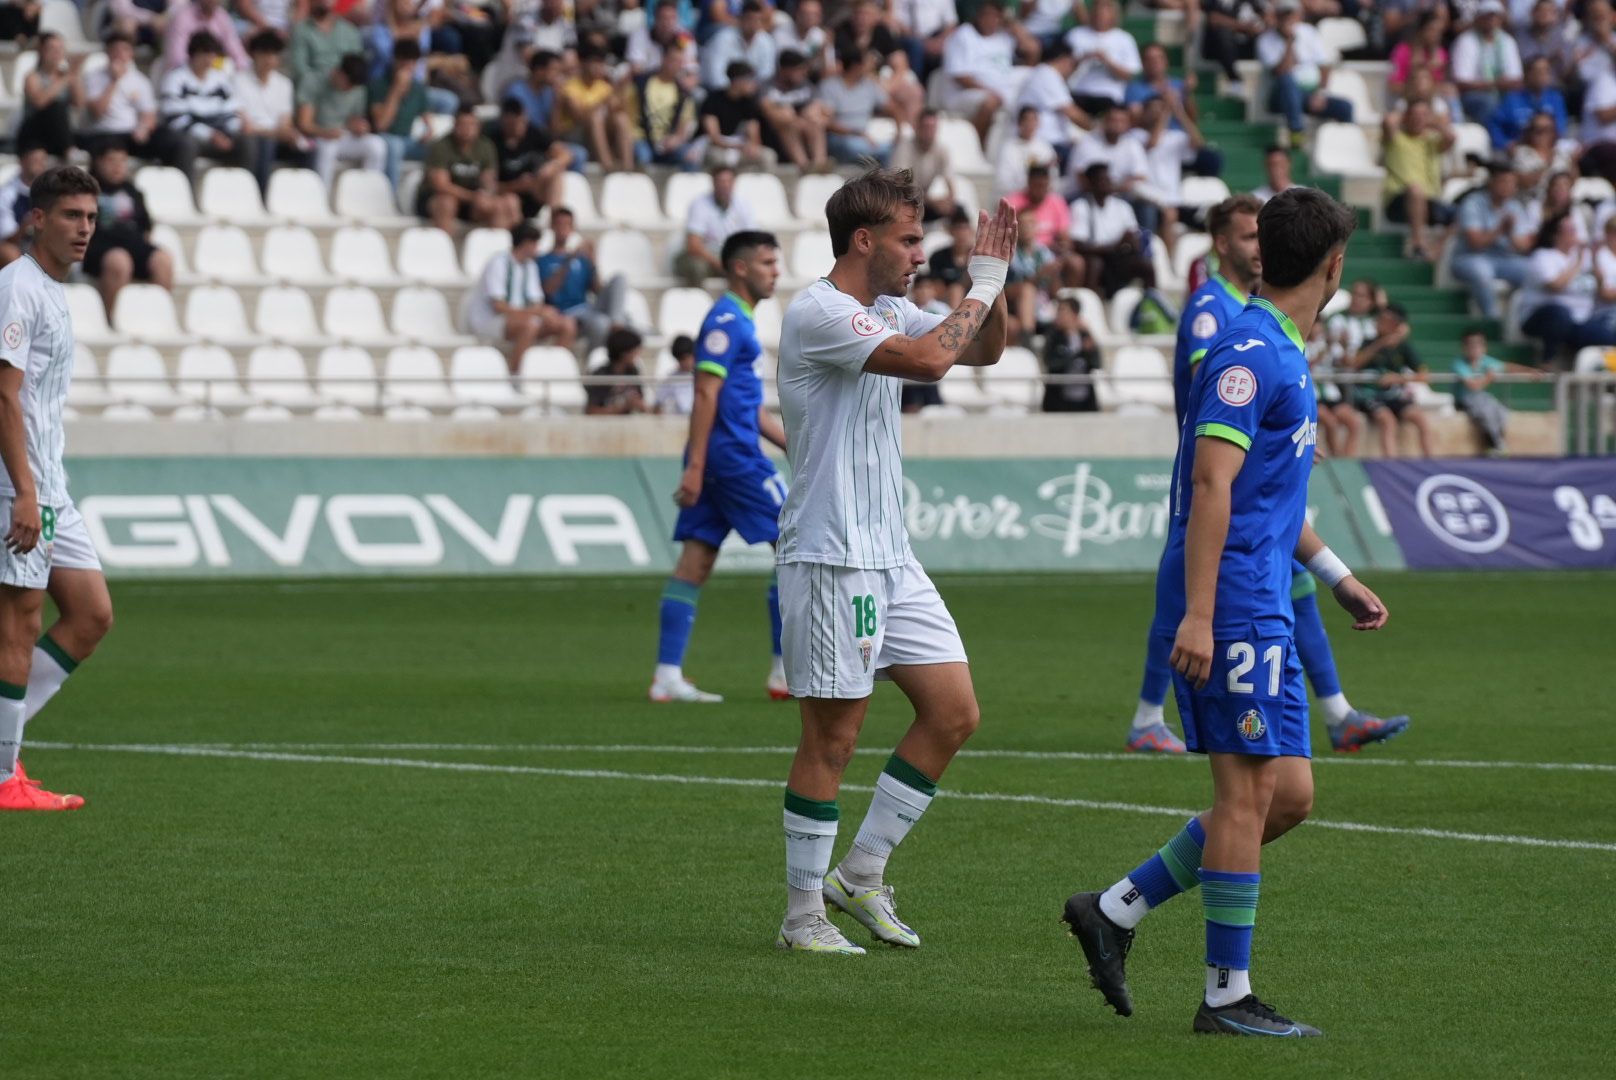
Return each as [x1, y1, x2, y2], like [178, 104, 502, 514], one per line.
[1306, 546, 1352, 589]
[964, 255, 1009, 307]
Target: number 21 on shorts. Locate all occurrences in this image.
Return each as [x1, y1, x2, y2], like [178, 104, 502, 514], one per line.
[1226, 642, 1282, 695]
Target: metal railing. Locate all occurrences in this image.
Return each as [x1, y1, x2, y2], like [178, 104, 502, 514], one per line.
[1559, 373, 1616, 456]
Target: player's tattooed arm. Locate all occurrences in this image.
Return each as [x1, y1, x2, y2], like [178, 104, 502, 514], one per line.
[956, 293, 1009, 367]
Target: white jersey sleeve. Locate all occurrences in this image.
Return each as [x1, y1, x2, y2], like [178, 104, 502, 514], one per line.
[0, 258, 73, 506]
[795, 284, 907, 372]
[900, 298, 947, 338]
[0, 271, 38, 373]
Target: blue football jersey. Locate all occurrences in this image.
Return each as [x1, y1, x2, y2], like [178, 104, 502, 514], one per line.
[1173, 270, 1247, 428]
[691, 291, 767, 477]
[1154, 297, 1319, 639]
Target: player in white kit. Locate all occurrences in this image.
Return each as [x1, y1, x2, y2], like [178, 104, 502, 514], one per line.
[773, 168, 1018, 953]
[0, 166, 116, 811]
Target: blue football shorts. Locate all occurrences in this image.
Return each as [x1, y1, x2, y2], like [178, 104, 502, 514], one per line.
[673, 459, 786, 549]
[1163, 631, 1311, 759]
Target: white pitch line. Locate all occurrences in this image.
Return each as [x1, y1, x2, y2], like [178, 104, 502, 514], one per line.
[90, 741, 1616, 775]
[30, 741, 1616, 854]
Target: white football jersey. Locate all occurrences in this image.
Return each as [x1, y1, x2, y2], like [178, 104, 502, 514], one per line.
[776, 278, 945, 570]
[0, 256, 76, 507]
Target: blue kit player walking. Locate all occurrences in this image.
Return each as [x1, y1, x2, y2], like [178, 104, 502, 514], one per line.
[1125, 193, 1409, 755]
[1064, 190, 1394, 1037]
[650, 231, 791, 703]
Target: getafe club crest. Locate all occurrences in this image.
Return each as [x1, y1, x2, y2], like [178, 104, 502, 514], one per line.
[859, 639, 873, 671]
[1236, 709, 1266, 741]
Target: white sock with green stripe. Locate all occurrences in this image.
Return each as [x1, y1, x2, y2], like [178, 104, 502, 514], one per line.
[784, 790, 838, 919]
[23, 634, 78, 727]
[839, 754, 938, 888]
[0, 678, 26, 782]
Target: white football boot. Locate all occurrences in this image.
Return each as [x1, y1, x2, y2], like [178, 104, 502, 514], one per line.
[822, 867, 921, 947]
[648, 675, 723, 703]
[776, 911, 866, 955]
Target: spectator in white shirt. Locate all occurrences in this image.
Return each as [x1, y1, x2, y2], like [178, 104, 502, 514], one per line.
[0, 145, 47, 268]
[626, 0, 698, 79]
[236, 30, 309, 193]
[996, 105, 1058, 198]
[1258, 0, 1354, 139]
[79, 33, 159, 159]
[892, 0, 959, 82]
[1580, 69, 1616, 184]
[1519, 210, 1616, 360]
[1451, 0, 1524, 122]
[674, 165, 757, 285]
[941, 1, 1019, 143]
[1068, 163, 1155, 298]
[1065, 0, 1142, 115]
[470, 223, 575, 373]
[657, 335, 698, 415]
[1014, 40, 1090, 163]
[702, 1, 778, 92]
[159, 31, 246, 178]
[774, 0, 831, 77]
[1069, 106, 1149, 198]
[1129, 93, 1207, 259]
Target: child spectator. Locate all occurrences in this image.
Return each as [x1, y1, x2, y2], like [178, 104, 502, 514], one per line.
[1042, 295, 1100, 413]
[657, 335, 697, 415]
[1452, 329, 1521, 454]
[1348, 303, 1435, 457]
[587, 328, 652, 415]
[1007, 208, 1059, 344]
[85, 143, 175, 313]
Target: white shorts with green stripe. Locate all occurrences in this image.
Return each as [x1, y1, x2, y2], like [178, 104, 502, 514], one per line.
[0, 496, 101, 590]
[778, 557, 967, 700]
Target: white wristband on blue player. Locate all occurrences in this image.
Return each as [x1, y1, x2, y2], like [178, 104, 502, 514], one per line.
[964, 255, 1009, 307]
[1306, 547, 1352, 589]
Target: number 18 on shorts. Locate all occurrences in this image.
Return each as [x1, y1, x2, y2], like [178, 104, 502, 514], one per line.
[777, 559, 968, 700]
[1167, 633, 1312, 758]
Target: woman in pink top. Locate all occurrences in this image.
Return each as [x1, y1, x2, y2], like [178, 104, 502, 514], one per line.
[1390, 10, 1450, 92]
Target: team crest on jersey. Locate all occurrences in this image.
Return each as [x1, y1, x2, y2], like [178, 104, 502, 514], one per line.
[1217, 366, 1258, 406]
[2, 322, 20, 350]
[1192, 312, 1217, 339]
[850, 312, 883, 336]
[879, 306, 899, 330]
[703, 328, 730, 356]
[1236, 709, 1266, 741]
[859, 639, 873, 671]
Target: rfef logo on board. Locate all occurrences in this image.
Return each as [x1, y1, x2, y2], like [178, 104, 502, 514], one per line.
[1414, 473, 1510, 554]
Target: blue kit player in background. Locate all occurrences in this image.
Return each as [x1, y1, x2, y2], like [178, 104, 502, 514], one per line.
[650, 231, 791, 703]
[1065, 189, 1394, 1037]
[1124, 193, 1410, 755]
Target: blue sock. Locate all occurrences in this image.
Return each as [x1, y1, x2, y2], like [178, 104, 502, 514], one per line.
[1128, 816, 1207, 907]
[767, 573, 782, 657]
[1138, 627, 1172, 705]
[657, 579, 700, 667]
[1201, 868, 1261, 970]
[1292, 589, 1342, 699]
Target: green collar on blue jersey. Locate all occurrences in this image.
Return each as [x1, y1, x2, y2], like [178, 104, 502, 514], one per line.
[723, 290, 755, 320]
[1209, 270, 1247, 305]
[1249, 297, 1305, 352]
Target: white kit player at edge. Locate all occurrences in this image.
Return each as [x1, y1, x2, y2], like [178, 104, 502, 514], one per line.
[0, 166, 118, 812]
[771, 166, 1018, 955]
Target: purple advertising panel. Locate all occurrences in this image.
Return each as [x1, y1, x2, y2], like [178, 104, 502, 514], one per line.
[1363, 459, 1616, 569]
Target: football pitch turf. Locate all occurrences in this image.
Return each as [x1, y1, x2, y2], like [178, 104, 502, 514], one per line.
[8, 571, 1615, 1078]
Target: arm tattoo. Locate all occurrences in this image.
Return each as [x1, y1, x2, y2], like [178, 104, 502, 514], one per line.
[936, 303, 985, 357]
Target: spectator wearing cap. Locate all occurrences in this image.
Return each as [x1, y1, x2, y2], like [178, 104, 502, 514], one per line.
[1452, 0, 1524, 122]
[1346, 303, 1435, 458]
[676, 165, 757, 285]
[469, 222, 575, 375]
[818, 46, 893, 165]
[892, 110, 957, 222]
[488, 98, 571, 220]
[420, 106, 522, 233]
[79, 32, 159, 161]
[163, 0, 249, 74]
[697, 61, 773, 168]
[1065, 0, 1142, 117]
[1383, 98, 1457, 261]
[1014, 41, 1089, 167]
[928, 208, 976, 307]
[761, 49, 832, 172]
[237, 29, 310, 194]
[657, 335, 698, 416]
[159, 30, 246, 178]
[625, 46, 703, 171]
[291, 2, 365, 99]
[996, 106, 1058, 199]
[298, 52, 389, 190]
[1451, 166, 1535, 318]
[560, 45, 632, 173]
[940, 1, 1019, 144]
[1487, 55, 1566, 148]
[1258, 0, 1355, 143]
[703, 1, 779, 92]
[539, 206, 631, 354]
[1068, 163, 1155, 299]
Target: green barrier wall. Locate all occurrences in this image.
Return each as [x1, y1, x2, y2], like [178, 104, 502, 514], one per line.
[63, 457, 1402, 578]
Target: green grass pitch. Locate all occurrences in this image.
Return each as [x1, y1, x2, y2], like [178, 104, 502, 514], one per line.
[8, 571, 1615, 1078]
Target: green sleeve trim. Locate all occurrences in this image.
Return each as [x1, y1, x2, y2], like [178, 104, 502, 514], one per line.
[1195, 422, 1253, 451]
[784, 789, 840, 822]
[0, 679, 24, 700]
[882, 753, 939, 797]
[1188, 348, 1207, 366]
[1289, 570, 1318, 601]
[37, 633, 79, 674]
[695, 361, 728, 379]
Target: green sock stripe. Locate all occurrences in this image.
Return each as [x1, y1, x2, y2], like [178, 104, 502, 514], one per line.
[37, 634, 78, 674]
[784, 789, 839, 822]
[661, 579, 700, 607]
[0, 679, 24, 701]
[881, 753, 938, 797]
[1203, 907, 1259, 928]
[1159, 832, 1203, 893]
[1201, 881, 1260, 924]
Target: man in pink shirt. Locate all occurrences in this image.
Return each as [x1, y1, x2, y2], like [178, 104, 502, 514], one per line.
[1004, 165, 1070, 247]
[164, 0, 250, 73]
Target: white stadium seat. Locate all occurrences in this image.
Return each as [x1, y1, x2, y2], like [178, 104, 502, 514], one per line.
[461, 227, 511, 280]
[1448, 122, 1491, 173]
[8, 51, 36, 101]
[315, 346, 381, 409]
[1572, 176, 1616, 204]
[791, 230, 834, 281]
[793, 173, 844, 221]
[450, 346, 526, 408]
[1179, 176, 1232, 209]
[866, 118, 897, 148]
[598, 230, 673, 287]
[175, 345, 254, 409]
[112, 284, 193, 345]
[246, 346, 323, 409]
[323, 286, 402, 347]
[941, 364, 995, 410]
[734, 173, 793, 229]
[105, 344, 186, 409]
[67, 344, 113, 408]
[623, 288, 654, 337]
[663, 173, 712, 227]
[1106, 346, 1176, 411]
[936, 117, 993, 177]
[266, 168, 340, 227]
[63, 283, 122, 346]
[1325, 69, 1380, 124]
[1313, 122, 1384, 178]
[255, 286, 328, 346]
[1056, 286, 1118, 346]
[183, 284, 256, 346]
[397, 227, 468, 286]
[391, 286, 475, 346]
[133, 166, 205, 226]
[657, 288, 715, 342]
[384, 346, 456, 409]
[1317, 17, 1367, 55]
[330, 225, 403, 286]
[1108, 285, 1145, 336]
[983, 346, 1042, 409]
[519, 347, 586, 412]
[40, 0, 93, 50]
[199, 168, 273, 226]
[1172, 232, 1214, 284]
[560, 171, 602, 227]
[602, 172, 668, 229]
[149, 224, 202, 285]
[192, 224, 265, 284]
[261, 225, 337, 285]
[334, 169, 413, 226]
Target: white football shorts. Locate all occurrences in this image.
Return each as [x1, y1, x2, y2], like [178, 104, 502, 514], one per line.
[0, 496, 102, 590]
[778, 556, 968, 700]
